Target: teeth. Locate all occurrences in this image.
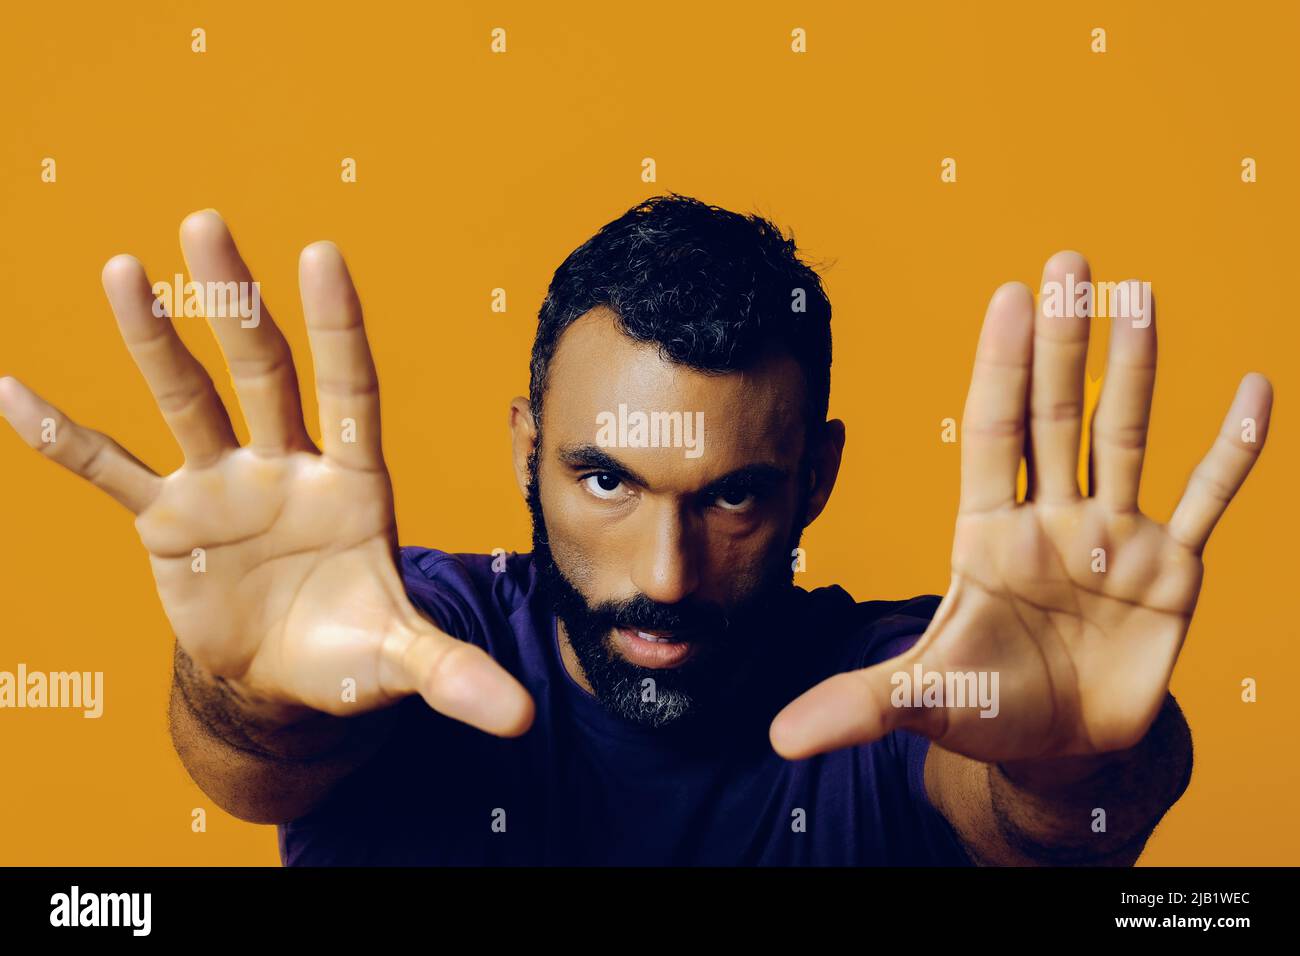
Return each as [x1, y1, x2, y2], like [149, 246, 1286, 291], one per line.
[636, 630, 672, 643]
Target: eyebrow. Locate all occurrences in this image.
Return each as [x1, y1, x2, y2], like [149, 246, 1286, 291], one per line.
[556, 443, 790, 496]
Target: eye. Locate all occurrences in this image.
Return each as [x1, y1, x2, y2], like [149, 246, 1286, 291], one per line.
[713, 489, 756, 512]
[581, 472, 626, 500]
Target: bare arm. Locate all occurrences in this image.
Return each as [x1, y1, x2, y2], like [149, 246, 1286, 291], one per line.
[926, 691, 1194, 866]
[168, 644, 400, 824]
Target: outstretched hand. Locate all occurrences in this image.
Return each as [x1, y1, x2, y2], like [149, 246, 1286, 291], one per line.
[0, 211, 534, 736]
[770, 251, 1271, 764]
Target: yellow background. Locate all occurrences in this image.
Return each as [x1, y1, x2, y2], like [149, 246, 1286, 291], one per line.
[0, 1, 1295, 865]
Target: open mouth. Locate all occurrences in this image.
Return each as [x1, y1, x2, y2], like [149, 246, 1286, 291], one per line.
[613, 626, 699, 668]
[629, 628, 677, 643]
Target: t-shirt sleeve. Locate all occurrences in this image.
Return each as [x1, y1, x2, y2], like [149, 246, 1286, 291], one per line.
[278, 547, 510, 864]
[396, 546, 495, 650]
[862, 599, 975, 866]
[895, 724, 975, 865]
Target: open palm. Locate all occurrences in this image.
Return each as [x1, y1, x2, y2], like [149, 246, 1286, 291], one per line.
[0, 211, 533, 734]
[771, 251, 1271, 763]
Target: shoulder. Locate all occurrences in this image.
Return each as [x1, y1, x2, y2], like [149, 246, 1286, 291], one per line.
[399, 546, 534, 604]
[791, 583, 942, 671]
[396, 546, 538, 645]
[855, 593, 943, 666]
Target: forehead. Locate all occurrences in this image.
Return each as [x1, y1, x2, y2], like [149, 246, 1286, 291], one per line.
[542, 306, 807, 475]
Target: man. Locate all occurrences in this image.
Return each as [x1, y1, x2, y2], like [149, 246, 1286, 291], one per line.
[0, 195, 1272, 865]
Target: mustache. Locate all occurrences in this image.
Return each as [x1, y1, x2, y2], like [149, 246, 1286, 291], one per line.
[589, 593, 730, 642]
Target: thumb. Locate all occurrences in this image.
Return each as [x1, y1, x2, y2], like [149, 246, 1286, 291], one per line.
[380, 616, 535, 737]
[769, 653, 948, 760]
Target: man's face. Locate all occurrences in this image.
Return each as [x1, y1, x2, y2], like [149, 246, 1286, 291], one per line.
[523, 307, 820, 729]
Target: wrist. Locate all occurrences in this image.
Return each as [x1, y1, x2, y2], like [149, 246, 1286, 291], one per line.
[995, 751, 1121, 796]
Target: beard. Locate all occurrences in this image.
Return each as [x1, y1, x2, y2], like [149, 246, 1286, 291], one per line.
[525, 444, 809, 731]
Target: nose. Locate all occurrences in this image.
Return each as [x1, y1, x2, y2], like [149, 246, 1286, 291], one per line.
[629, 499, 700, 605]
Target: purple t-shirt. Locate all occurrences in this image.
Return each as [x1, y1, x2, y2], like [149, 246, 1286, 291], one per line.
[277, 547, 974, 866]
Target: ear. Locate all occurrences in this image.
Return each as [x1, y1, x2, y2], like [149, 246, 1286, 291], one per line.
[508, 396, 538, 499]
[801, 419, 846, 527]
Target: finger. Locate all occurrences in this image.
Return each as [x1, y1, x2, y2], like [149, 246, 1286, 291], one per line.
[299, 242, 384, 470]
[380, 617, 535, 737]
[178, 210, 315, 455]
[0, 376, 162, 514]
[1168, 373, 1273, 554]
[959, 282, 1034, 514]
[1028, 251, 1091, 503]
[769, 652, 946, 760]
[1089, 279, 1157, 511]
[101, 254, 238, 467]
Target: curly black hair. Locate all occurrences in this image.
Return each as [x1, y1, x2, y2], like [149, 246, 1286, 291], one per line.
[529, 193, 833, 438]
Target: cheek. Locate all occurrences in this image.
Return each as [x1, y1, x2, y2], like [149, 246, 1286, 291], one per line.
[704, 526, 786, 599]
[538, 472, 614, 590]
